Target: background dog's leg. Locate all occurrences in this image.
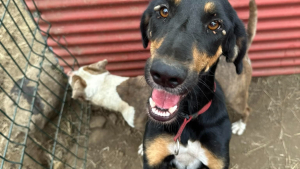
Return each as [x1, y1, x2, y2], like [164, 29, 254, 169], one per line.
[231, 102, 249, 135]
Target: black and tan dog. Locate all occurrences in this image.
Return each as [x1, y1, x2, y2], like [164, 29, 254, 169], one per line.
[140, 0, 255, 168]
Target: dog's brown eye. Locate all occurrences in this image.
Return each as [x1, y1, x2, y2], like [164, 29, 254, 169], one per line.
[208, 21, 220, 30]
[160, 7, 169, 18]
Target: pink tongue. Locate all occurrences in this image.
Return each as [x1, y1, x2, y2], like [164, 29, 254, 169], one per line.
[152, 89, 181, 109]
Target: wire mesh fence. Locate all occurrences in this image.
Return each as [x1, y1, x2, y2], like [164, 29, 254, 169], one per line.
[0, 0, 90, 168]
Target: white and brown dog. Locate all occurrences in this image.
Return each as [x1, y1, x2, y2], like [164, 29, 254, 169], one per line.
[68, 59, 150, 132]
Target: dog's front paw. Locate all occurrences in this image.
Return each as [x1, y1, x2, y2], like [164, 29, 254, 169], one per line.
[232, 119, 246, 135]
[138, 144, 143, 156]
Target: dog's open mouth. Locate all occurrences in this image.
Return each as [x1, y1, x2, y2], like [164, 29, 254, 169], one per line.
[148, 89, 185, 122]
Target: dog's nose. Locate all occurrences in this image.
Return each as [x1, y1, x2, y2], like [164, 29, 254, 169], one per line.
[150, 60, 187, 88]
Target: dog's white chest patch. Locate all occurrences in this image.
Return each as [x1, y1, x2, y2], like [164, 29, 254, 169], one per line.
[168, 140, 208, 169]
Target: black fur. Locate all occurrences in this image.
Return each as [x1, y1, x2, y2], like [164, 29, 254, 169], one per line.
[140, 0, 246, 168]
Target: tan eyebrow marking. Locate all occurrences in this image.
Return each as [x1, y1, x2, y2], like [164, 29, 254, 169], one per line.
[192, 44, 222, 73]
[174, 0, 181, 5]
[204, 2, 215, 13]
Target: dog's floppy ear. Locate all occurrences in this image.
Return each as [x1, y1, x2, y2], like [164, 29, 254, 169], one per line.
[222, 16, 247, 74]
[71, 75, 87, 101]
[140, 5, 153, 49]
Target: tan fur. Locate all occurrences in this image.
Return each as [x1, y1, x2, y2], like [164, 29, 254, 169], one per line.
[174, 0, 181, 5]
[145, 135, 173, 166]
[83, 66, 107, 75]
[207, 46, 223, 67]
[146, 136, 225, 168]
[71, 75, 87, 88]
[192, 45, 209, 72]
[204, 147, 224, 169]
[150, 38, 164, 56]
[216, 56, 252, 123]
[192, 44, 222, 73]
[83, 60, 108, 75]
[204, 2, 215, 13]
[71, 75, 87, 101]
[247, 0, 258, 46]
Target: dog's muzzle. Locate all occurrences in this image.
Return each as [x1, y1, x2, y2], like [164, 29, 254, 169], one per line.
[150, 59, 188, 89]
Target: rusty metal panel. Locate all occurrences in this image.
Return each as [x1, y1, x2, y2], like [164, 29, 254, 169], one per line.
[25, 0, 300, 77]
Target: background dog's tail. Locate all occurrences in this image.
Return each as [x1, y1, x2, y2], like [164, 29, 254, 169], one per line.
[247, 0, 258, 47]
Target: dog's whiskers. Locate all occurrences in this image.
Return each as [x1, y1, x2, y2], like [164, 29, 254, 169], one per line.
[194, 84, 210, 102]
[192, 87, 199, 109]
[198, 78, 227, 105]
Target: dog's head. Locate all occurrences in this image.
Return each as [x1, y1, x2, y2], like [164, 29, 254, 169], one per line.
[68, 59, 108, 101]
[140, 0, 247, 123]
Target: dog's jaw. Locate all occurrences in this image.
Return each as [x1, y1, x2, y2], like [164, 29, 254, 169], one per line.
[146, 87, 189, 124]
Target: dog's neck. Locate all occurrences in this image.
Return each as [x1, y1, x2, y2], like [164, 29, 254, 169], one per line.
[184, 62, 218, 115]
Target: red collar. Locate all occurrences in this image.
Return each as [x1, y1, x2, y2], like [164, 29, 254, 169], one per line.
[173, 82, 216, 142]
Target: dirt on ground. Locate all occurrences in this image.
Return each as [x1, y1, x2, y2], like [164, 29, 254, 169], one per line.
[0, 1, 87, 169]
[86, 74, 300, 169]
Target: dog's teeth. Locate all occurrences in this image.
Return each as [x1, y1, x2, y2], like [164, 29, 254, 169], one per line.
[164, 112, 170, 117]
[149, 98, 156, 108]
[151, 106, 171, 117]
[168, 105, 177, 114]
[152, 107, 156, 114]
[151, 107, 155, 111]
[159, 111, 165, 117]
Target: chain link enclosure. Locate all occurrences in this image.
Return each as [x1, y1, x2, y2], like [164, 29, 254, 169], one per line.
[0, 0, 90, 168]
